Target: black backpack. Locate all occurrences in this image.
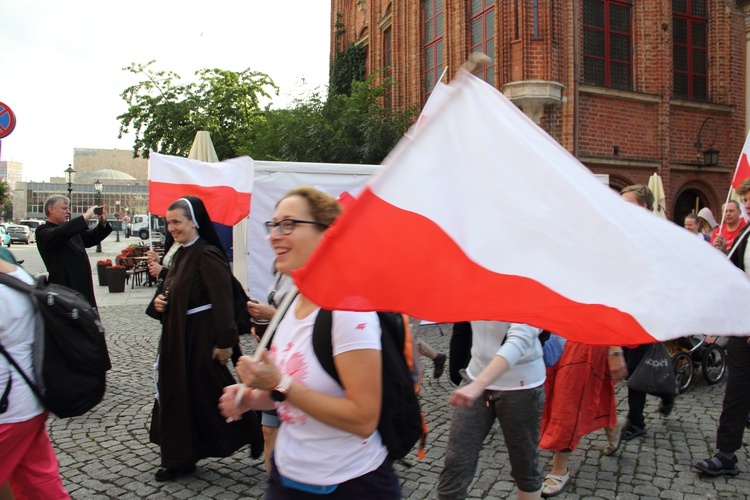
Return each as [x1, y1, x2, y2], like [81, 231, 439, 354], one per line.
[0, 273, 111, 418]
[312, 310, 426, 460]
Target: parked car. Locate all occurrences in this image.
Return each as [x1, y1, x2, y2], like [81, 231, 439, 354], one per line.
[19, 219, 43, 239]
[0, 226, 10, 247]
[7, 224, 34, 244]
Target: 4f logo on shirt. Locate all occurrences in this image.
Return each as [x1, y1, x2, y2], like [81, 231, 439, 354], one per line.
[356, 323, 367, 330]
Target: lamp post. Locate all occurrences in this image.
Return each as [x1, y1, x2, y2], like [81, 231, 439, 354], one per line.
[695, 117, 720, 167]
[64, 164, 76, 201]
[94, 180, 103, 253]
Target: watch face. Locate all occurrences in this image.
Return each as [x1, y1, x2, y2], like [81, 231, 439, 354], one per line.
[270, 389, 287, 402]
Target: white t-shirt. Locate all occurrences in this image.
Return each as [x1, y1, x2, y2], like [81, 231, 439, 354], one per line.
[0, 268, 45, 424]
[270, 297, 387, 486]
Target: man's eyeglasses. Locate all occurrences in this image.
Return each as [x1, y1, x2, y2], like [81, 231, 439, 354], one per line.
[264, 219, 328, 235]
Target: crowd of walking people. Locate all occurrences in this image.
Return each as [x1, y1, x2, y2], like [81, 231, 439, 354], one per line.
[1, 183, 748, 499]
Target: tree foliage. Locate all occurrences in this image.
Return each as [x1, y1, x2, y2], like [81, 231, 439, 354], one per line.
[0, 180, 11, 222]
[241, 74, 416, 164]
[118, 52, 416, 165]
[117, 61, 278, 159]
[329, 44, 367, 96]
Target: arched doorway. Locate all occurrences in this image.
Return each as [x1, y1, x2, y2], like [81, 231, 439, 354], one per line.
[674, 188, 709, 225]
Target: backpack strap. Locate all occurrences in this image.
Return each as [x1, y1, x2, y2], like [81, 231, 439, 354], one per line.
[312, 310, 340, 384]
[0, 342, 44, 407]
[0, 272, 34, 294]
[0, 272, 47, 403]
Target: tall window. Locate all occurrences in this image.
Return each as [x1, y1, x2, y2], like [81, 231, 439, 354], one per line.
[470, 0, 495, 83]
[582, 0, 632, 90]
[423, 0, 445, 101]
[383, 26, 393, 108]
[673, 0, 707, 100]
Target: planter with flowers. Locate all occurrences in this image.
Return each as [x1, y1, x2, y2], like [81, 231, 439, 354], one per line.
[96, 259, 112, 286]
[106, 264, 127, 293]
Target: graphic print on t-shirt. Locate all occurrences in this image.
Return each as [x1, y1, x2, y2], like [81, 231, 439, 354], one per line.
[271, 342, 309, 425]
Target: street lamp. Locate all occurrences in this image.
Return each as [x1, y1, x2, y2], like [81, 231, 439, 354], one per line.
[64, 164, 76, 200]
[94, 180, 103, 253]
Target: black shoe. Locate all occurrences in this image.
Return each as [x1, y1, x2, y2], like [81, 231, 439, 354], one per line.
[155, 465, 196, 482]
[659, 399, 674, 416]
[621, 424, 646, 441]
[695, 454, 739, 477]
[433, 353, 447, 379]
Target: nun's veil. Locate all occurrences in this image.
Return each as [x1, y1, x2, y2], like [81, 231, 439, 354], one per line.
[171, 196, 228, 261]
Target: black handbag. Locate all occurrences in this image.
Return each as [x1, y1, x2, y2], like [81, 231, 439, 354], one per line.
[627, 343, 678, 395]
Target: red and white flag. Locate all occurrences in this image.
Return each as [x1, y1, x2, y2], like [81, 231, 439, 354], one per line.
[731, 132, 750, 190]
[148, 152, 253, 226]
[295, 70, 750, 346]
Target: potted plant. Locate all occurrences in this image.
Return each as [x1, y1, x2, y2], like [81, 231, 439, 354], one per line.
[96, 259, 112, 286]
[106, 264, 127, 293]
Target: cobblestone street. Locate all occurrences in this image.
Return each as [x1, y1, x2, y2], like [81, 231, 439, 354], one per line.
[8, 236, 750, 499]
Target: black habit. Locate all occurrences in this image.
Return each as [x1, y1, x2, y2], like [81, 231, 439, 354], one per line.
[36, 216, 112, 307]
[151, 237, 261, 469]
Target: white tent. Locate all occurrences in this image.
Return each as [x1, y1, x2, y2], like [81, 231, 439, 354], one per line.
[233, 161, 380, 300]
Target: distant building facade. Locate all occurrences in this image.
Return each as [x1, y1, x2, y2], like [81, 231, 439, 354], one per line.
[0, 161, 23, 190]
[16, 148, 148, 220]
[331, 0, 750, 222]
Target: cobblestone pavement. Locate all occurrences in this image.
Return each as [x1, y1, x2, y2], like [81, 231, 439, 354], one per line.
[7, 236, 750, 499]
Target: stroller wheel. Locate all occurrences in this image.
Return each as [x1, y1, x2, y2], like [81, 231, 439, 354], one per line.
[702, 343, 726, 385]
[672, 351, 694, 393]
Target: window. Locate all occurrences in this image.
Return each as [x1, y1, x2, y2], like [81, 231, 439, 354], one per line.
[673, 0, 707, 100]
[423, 0, 445, 101]
[582, 0, 632, 90]
[469, 0, 495, 83]
[383, 26, 393, 108]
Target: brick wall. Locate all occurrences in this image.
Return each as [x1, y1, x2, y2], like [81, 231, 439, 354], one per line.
[330, 0, 747, 219]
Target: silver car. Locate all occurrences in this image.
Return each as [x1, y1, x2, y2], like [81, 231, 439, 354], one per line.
[7, 224, 33, 244]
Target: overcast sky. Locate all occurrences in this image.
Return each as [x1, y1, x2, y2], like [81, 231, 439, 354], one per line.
[0, 0, 332, 182]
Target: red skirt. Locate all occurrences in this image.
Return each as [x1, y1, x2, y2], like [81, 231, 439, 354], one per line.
[539, 342, 616, 452]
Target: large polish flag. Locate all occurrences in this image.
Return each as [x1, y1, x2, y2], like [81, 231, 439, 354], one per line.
[295, 70, 750, 346]
[148, 152, 254, 226]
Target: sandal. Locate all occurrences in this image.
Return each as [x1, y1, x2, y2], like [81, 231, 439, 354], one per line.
[695, 454, 739, 477]
[603, 416, 627, 456]
[621, 423, 647, 441]
[541, 470, 570, 498]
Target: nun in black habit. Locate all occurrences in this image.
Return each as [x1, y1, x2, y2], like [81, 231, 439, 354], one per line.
[149, 196, 262, 481]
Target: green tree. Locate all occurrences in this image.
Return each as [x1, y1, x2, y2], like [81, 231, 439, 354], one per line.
[117, 61, 278, 159]
[0, 179, 12, 222]
[242, 74, 416, 164]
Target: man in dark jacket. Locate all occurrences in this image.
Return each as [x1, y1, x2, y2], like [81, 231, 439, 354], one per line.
[695, 177, 750, 478]
[36, 195, 112, 307]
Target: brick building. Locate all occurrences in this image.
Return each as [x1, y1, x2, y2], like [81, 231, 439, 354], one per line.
[330, 0, 749, 222]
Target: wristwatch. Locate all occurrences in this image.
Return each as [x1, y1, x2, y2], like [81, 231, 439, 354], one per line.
[270, 373, 292, 402]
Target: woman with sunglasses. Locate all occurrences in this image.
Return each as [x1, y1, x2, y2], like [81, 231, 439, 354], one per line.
[220, 187, 400, 498]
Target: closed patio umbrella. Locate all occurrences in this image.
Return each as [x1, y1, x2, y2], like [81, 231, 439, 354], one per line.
[648, 173, 667, 219]
[188, 131, 219, 163]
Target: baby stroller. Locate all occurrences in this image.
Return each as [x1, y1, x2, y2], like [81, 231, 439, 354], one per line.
[665, 335, 727, 393]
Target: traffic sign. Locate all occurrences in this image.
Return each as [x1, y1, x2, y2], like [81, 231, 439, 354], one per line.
[0, 102, 17, 139]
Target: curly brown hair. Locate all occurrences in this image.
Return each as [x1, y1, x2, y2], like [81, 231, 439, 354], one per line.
[278, 187, 342, 227]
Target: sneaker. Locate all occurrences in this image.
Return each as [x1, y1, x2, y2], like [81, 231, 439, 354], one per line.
[621, 424, 646, 441]
[433, 353, 447, 379]
[695, 454, 739, 477]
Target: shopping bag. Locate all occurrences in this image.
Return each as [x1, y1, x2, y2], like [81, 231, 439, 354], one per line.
[627, 343, 678, 395]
